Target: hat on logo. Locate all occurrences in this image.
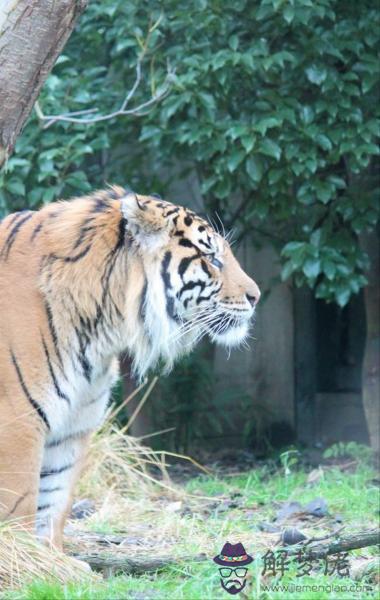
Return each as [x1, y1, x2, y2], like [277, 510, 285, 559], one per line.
[213, 542, 253, 566]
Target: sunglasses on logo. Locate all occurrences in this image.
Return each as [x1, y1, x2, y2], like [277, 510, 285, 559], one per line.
[219, 567, 248, 578]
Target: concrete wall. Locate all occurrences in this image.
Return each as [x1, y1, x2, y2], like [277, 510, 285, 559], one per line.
[211, 242, 295, 449]
[166, 172, 296, 449]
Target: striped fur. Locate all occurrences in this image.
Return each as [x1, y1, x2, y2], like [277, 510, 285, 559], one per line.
[0, 186, 260, 551]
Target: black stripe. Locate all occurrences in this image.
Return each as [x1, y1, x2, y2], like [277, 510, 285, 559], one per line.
[74, 326, 92, 382]
[166, 296, 180, 322]
[46, 429, 91, 448]
[41, 336, 70, 405]
[165, 207, 180, 217]
[50, 243, 92, 263]
[178, 254, 199, 279]
[5, 211, 29, 229]
[200, 259, 212, 278]
[72, 217, 96, 250]
[39, 486, 62, 494]
[1, 212, 33, 259]
[139, 278, 148, 320]
[161, 251, 172, 290]
[92, 302, 103, 332]
[178, 279, 206, 299]
[44, 301, 64, 367]
[79, 313, 93, 337]
[178, 238, 197, 249]
[78, 352, 92, 382]
[92, 197, 110, 212]
[161, 251, 181, 323]
[30, 221, 43, 242]
[10, 350, 50, 430]
[197, 286, 220, 304]
[7, 492, 29, 517]
[40, 463, 74, 478]
[99, 217, 127, 319]
[198, 239, 212, 250]
[37, 503, 51, 511]
[115, 216, 126, 251]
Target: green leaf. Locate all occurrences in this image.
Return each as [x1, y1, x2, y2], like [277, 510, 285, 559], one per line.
[316, 134, 332, 152]
[259, 139, 281, 160]
[303, 258, 321, 279]
[246, 156, 264, 182]
[282, 241, 305, 256]
[315, 181, 332, 204]
[228, 35, 239, 51]
[241, 135, 256, 153]
[228, 125, 247, 140]
[327, 175, 346, 189]
[227, 149, 245, 172]
[254, 117, 281, 136]
[268, 168, 282, 184]
[336, 287, 351, 307]
[306, 66, 327, 85]
[300, 106, 314, 125]
[310, 229, 321, 246]
[6, 179, 25, 196]
[281, 260, 295, 281]
[323, 261, 336, 280]
[283, 5, 295, 23]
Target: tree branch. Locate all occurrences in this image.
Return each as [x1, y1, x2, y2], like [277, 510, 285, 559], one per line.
[35, 19, 176, 129]
[285, 529, 380, 559]
[73, 553, 205, 576]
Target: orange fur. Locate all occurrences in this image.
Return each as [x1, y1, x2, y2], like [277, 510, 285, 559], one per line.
[0, 186, 260, 551]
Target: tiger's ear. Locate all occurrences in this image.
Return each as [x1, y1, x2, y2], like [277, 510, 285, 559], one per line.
[120, 192, 171, 251]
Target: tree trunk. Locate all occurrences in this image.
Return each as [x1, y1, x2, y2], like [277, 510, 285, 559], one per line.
[360, 228, 380, 463]
[0, 0, 88, 167]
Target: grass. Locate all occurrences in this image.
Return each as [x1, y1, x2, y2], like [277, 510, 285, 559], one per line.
[1, 442, 379, 600]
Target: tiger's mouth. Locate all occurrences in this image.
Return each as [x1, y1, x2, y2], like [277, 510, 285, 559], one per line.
[206, 311, 252, 347]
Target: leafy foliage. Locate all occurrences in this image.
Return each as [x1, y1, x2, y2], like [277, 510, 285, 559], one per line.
[323, 441, 374, 461]
[0, 0, 379, 308]
[149, 348, 221, 453]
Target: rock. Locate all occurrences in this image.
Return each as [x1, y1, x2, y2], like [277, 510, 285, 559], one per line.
[71, 498, 96, 519]
[258, 521, 281, 533]
[304, 497, 328, 518]
[276, 501, 303, 522]
[281, 527, 307, 545]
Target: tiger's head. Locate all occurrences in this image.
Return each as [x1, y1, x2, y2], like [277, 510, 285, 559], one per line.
[120, 192, 260, 377]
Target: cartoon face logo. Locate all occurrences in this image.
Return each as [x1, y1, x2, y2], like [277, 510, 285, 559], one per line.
[213, 542, 253, 595]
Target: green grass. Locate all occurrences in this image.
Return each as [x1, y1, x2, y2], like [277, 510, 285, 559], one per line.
[2, 453, 379, 600]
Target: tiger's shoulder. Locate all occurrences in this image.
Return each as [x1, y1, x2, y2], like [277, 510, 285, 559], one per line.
[0, 186, 127, 265]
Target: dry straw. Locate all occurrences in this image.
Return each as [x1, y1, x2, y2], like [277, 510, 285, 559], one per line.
[0, 520, 95, 589]
[0, 379, 207, 589]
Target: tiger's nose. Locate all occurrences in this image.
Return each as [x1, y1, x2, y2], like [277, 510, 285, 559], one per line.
[246, 293, 259, 307]
[246, 280, 261, 307]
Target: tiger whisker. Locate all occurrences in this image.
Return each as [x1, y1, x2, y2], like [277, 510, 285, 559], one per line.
[171, 313, 224, 343]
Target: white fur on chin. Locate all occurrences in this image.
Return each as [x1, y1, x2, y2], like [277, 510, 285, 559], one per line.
[213, 322, 250, 347]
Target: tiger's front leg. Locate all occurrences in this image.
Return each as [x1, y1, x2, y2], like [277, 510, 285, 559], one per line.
[36, 431, 92, 550]
[0, 403, 44, 530]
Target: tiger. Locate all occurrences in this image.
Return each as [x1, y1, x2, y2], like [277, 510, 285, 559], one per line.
[0, 185, 260, 552]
